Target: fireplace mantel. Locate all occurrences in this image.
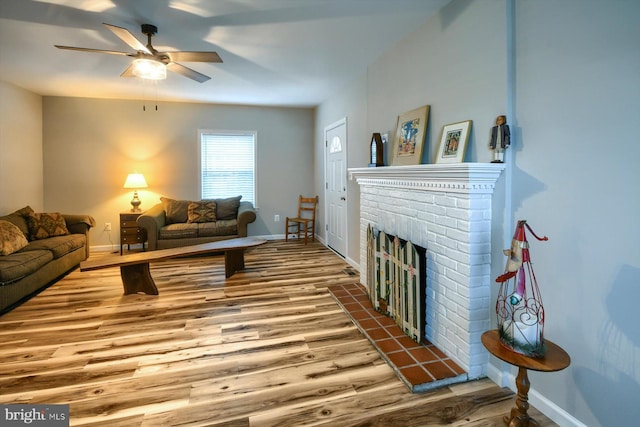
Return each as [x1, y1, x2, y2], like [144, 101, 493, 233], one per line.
[348, 163, 505, 194]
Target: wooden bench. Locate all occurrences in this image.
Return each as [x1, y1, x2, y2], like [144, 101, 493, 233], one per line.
[80, 237, 267, 295]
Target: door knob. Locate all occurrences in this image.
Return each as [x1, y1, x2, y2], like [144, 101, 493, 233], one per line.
[341, 197, 346, 201]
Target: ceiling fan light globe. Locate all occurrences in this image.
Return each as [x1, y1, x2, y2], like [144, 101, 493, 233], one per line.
[132, 59, 167, 80]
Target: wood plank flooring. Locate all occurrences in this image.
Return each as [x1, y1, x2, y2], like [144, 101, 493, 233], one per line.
[0, 241, 557, 426]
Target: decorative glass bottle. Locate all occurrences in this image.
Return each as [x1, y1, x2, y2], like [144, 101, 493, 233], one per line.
[495, 220, 549, 357]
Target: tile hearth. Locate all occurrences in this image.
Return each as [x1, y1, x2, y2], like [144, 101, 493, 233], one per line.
[328, 282, 467, 392]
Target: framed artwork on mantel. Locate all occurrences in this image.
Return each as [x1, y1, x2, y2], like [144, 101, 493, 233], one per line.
[435, 120, 472, 164]
[390, 105, 430, 166]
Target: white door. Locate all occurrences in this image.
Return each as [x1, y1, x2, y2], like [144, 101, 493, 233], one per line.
[325, 118, 347, 257]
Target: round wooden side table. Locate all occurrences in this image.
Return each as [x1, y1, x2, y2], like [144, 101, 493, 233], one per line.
[482, 329, 571, 427]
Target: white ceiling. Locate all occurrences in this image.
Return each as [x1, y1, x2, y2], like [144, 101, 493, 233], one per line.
[0, 0, 450, 107]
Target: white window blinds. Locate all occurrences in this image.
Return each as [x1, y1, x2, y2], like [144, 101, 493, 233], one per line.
[199, 130, 256, 204]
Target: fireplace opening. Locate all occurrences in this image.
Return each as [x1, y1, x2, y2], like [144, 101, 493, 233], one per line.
[367, 225, 427, 344]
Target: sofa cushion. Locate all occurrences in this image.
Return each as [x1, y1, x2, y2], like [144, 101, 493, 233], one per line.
[0, 220, 29, 256]
[160, 197, 190, 224]
[197, 220, 238, 237]
[213, 196, 242, 220]
[187, 201, 217, 223]
[158, 223, 199, 240]
[0, 206, 34, 238]
[21, 234, 86, 259]
[26, 212, 70, 240]
[0, 249, 54, 285]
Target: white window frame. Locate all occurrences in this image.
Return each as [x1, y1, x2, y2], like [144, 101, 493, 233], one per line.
[198, 129, 258, 207]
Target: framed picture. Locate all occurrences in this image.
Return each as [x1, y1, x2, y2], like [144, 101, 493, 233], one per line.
[435, 120, 472, 164]
[390, 105, 430, 166]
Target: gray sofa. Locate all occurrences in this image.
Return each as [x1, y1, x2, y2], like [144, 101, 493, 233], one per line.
[137, 196, 256, 250]
[0, 206, 95, 313]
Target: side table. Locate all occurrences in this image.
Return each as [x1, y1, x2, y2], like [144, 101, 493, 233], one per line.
[481, 329, 570, 427]
[120, 212, 147, 255]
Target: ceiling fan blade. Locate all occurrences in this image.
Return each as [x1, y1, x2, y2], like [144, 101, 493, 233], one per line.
[166, 52, 222, 63]
[166, 62, 211, 83]
[55, 45, 130, 56]
[103, 23, 151, 54]
[120, 64, 137, 78]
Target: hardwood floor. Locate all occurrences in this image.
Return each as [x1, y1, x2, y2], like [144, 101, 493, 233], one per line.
[0, 241, 557, 426]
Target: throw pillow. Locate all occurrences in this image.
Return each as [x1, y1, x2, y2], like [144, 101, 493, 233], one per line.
[160, 197, 190, 224]
[214, 196, 242, 220]
[0, 205, 34, 238]
[0, 220, 29, 255]
[187, 201, 217, 223]
[26, 213, 70, 240]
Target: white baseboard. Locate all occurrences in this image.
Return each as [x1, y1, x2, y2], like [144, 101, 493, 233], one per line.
[486, 362, 587, 427]
[345, 256, 359, 270]
[254, 234, 285, 240]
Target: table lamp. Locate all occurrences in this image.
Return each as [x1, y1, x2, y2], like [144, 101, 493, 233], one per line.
[123, 172, 148, 212]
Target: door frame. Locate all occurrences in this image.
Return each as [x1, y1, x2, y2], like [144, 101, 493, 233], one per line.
[323, 117, 348, 258]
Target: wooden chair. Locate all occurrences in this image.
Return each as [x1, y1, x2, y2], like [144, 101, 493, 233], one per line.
[285, 195, 318, 244]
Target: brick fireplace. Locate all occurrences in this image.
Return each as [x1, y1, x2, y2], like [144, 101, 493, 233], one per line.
[349, 163, 504, 379]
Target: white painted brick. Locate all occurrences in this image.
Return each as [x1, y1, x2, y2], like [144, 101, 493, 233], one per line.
[468, 220, 491, 233]
[470, 209, 488, 221]
[437, 235, 458, 250]
[424, 204, 447, 215]
[468, 243, 491, 255]
[435, 195, 457, 207]
[446, 268, 470, 288]
[445, 288, 469, 309]
[467, 297, 486, 311]
[469, 253, 491, 267]
[456, 219, 470, 232]
[457, 283, 489, 300]
[468, 231, 491, 244]
[445, 247, 470, 264]
[446, 227, 469, 244]
[441, 276, 458, 293]
[435, 253, 457, 271]
[356, 175, 500, 375]
[468, 263, 490, 277]
[447, 310, 469, 331]
[446, 207, 470, 220]
[469, 349, 490, 367]
[436, 215, 457, 228]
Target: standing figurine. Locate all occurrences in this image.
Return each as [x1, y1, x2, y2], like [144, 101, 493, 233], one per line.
[489, 115, 510, 163]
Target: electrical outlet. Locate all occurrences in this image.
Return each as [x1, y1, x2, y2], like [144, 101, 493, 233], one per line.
[104, 222, 112, 232]
[274, 214, 280, 222]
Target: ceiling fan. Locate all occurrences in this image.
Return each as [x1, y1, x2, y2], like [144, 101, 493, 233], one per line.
[55, 23, 222, 83]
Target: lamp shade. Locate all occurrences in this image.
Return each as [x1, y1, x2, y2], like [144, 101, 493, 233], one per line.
[132, 59, 167, 80]
[123, 173, 148, 189]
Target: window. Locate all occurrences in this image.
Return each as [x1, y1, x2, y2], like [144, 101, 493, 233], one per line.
[199, 130, 256, 205]
[329, 135, 342, 153]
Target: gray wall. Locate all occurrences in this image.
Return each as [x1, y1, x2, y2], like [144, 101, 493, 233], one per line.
[314, 76, 368, 263]
[514, 1, 640, 425]
[315, 0, 640, 426]
[0, 81, 43, 213]
[42, 97, 314, 249]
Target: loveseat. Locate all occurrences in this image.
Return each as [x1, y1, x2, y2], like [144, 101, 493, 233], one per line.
[137, 196, 256, 250]
[0, 206, 95, 313]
